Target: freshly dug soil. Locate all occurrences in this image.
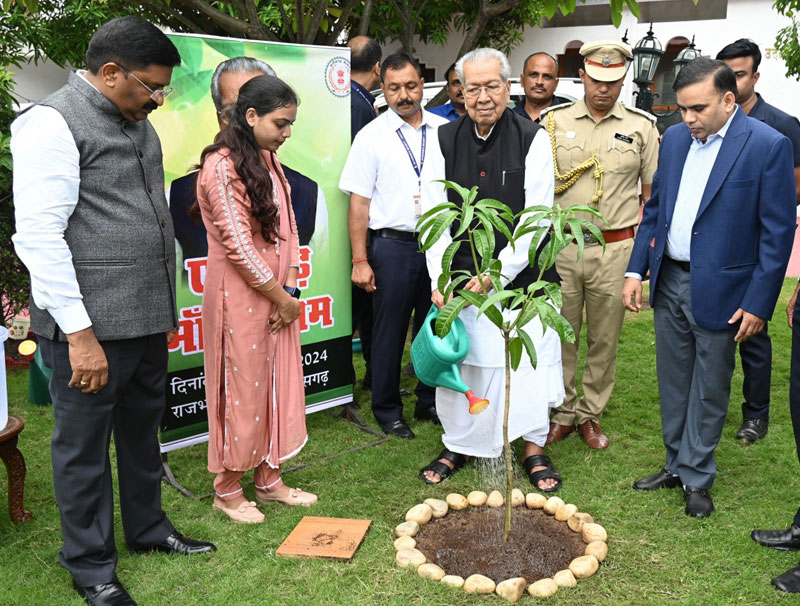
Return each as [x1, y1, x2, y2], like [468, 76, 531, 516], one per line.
[414, 507, 586, 583]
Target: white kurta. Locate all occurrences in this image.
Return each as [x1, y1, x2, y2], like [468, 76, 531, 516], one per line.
[425, 126, 565, 457]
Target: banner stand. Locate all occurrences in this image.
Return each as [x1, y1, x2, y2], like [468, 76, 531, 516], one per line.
[160, 404, 389, 499]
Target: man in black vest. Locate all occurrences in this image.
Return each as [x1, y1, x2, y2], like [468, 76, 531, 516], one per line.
[419, 48, 564, 492]
[12, 18, 215, 606]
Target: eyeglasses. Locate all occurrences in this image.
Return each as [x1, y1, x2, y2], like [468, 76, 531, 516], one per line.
[463, 82, 505, 98]
[114, 63, 175, 102]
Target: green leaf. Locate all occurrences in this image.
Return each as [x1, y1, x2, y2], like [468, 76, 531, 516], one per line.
[543, 283, 563, 308]
[476, 212, 496, 255]
[609, 0, 624, 27]
[509, 336, 523, 371]
[442, 273, 472, 301]
[625, 0, 642, 19]
[473, 229, 490, 264]
[479, 290, 518, 314]
[416, 201, 458, 231]
[420, 210, 458, 250]
[453, 202, 475, 239]
[485, 210, 514, 248]
[517, 327, 538, 369]
[543, 0, 560, 19]
[434, 296, 469, 338]
[565, 217, 586, 260]
[441, 240, 462, 276]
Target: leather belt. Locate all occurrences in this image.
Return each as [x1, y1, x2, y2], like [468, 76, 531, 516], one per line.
[573, 225, 635, 245]
[666, 256, 691, 272]
[371, 228, 418, 242]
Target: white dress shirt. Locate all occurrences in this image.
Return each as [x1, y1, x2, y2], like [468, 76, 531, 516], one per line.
[338, 107, 449, 232]
[423, 126, 556, 291]
[11, 97, 91, 334]
[666, 107, 738, 261]
[625, 107, 738, 280]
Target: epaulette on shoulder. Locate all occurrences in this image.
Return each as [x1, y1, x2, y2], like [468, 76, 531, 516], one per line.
[539, 99, 577, 119]
[621, 103, 658, 124]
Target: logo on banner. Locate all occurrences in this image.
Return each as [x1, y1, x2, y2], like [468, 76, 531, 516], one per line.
[325, 56, 350, 97]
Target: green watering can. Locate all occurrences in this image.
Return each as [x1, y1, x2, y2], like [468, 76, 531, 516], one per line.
[410, 305, 489, 415]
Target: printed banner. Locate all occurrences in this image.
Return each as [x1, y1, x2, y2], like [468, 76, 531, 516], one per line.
[150, 33, 353, 452]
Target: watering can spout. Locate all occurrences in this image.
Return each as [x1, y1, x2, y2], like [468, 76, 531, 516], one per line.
[410, 305, 490, 415]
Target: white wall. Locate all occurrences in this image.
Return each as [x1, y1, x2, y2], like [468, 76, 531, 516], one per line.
[395, 0, 800, 117]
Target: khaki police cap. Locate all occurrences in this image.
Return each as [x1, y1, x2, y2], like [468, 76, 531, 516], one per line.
[580, 40, 633, 82]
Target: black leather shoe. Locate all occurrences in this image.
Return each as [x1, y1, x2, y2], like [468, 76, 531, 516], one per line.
[633, 468, 680, 490]
[737, 418, 768, 443]
[751, 525, 800, 551]
[773, 563, 800, 592]
[414, 405, 441, 425]
[684, 486, 714, 518]
[379, 419, 415, 439]
[73, 580, 136, 606]
[132, 531, 217, 555]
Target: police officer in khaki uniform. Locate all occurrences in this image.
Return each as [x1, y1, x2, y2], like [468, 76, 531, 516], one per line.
[542, 40, 660, 449]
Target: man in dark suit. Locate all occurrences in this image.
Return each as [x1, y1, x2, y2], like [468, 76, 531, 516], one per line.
[716, 39, 800, 444]
[622, 57, 796, 518]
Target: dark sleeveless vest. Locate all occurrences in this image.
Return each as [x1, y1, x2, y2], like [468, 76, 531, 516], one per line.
[437, 108, 559, 292]
[32, 71, 177, 341]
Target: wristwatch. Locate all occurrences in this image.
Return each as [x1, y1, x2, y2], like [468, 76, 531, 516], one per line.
[283, 285, 301, 299]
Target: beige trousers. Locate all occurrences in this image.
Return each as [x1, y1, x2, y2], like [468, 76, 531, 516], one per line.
[551, 238, 634, 426]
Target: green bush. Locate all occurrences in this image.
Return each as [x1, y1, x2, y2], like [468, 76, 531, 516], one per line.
[0, 67, 29, 328]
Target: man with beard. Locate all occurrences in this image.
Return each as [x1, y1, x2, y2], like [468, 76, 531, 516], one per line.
[339, 52, 447, 438]
[11, 17, 215, 606]
[514, 52, 570, 122]
[429, 63, 467, 121]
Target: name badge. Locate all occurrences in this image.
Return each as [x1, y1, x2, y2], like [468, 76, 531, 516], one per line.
[614, 133, 634, 144]
[414, 194, 422, 218]
[566, 131, 576, 139]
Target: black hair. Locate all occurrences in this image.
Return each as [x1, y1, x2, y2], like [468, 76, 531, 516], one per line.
[86, 16, 181, 73]
[522, 52, 559, 74]
[196, 75, 298, 242]
[443, 63, 457, 83]
[673, 57, 737, 96]
[380, 51, 422, 83]
[350, 36, 381, 73]
[716, 38, 762, 72]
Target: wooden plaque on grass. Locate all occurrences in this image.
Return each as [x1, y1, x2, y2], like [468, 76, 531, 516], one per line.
[276, 516, 372, 561]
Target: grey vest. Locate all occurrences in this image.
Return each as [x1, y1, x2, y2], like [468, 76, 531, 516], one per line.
[32, 71, 177, 341]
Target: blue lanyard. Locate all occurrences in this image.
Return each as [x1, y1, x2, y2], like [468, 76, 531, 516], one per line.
[352, 83, 375, 113]
[396, 126, 426, 190]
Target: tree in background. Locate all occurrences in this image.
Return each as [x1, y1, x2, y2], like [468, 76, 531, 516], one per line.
[775, 0, 800, 79]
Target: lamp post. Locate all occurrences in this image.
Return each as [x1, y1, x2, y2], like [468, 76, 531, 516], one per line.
[632, 24, 664, 113]
[632, 26, 701, 117]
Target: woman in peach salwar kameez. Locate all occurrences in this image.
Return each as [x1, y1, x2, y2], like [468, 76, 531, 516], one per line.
[195, 75, 316, 524]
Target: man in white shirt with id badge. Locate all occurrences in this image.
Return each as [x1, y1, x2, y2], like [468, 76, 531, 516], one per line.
[340, 51, 448, 439]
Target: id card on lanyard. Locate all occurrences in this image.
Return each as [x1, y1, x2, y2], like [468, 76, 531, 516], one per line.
[396, 126, 426, 218]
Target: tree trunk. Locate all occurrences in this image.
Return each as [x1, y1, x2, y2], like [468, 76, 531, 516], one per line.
[503, 329, 513, 543]
[358, 0, 374, 36]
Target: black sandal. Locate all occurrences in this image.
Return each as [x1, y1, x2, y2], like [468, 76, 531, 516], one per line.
[419, 448, 467, 485]
[522, 454, 562, 493]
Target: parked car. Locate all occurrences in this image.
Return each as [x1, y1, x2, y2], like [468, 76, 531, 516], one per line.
[372, 77, 583, 112]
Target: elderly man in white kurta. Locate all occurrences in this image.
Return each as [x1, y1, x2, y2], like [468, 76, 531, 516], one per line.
[419, 48, 565, 492]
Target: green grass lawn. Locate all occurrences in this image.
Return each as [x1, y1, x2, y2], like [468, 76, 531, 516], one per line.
[2, 280, 800, 605]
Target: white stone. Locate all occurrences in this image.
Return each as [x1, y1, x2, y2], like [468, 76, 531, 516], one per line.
[553, 569, 577, 587]
[467, 491, 488, 506]
[423, 498, 449, 519]
[526, 493, 547, 509]
[417, 563, 445, 581]
[395, 548, 426, 569]
[446, 493, 469, 510]
[496, 577, 527, 602]
[405, 503, 433, 525]
[464, 574, 496, 594]
[393, 536, 416, 551]
[394, 521, 420, 537]
[487, 490, 504, 507]
[528, 578, 559, 598]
